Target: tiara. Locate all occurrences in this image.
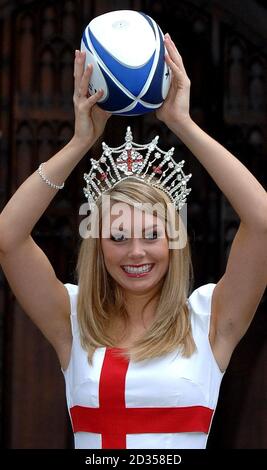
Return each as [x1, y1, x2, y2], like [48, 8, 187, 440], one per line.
[83, 127, 192, 210]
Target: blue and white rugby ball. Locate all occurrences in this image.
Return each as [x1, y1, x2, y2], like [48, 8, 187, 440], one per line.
[81, 10, 171, 116]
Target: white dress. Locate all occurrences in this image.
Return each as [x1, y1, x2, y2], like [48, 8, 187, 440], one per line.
[63, 283, 224, 449]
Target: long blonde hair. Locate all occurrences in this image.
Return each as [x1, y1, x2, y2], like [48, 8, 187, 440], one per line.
[76, 178, 195, 362]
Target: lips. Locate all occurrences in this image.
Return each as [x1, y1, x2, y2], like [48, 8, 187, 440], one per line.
[121, 263, 154, 277]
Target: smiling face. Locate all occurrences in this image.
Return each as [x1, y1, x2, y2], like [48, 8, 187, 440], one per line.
[100, 204, 169, 297]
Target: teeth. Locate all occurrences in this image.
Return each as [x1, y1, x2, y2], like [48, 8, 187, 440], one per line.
[123, 264, 153, 274]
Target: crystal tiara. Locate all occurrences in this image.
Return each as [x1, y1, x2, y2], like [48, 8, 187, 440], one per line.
[83, 127, 192, 210]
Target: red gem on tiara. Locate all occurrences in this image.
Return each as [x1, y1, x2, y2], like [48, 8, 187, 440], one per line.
[100, 172, 108, 181]
[153, 165, 162, 174]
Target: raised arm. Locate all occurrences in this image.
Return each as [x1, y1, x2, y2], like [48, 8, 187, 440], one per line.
[0, 50, 110, 369]
[158, 34, 267, 371]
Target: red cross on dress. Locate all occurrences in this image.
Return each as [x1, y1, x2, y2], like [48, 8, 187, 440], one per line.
[70, 348, 213, 449]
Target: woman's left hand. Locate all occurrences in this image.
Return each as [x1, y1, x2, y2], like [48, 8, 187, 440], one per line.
[156, 34, 191, 128]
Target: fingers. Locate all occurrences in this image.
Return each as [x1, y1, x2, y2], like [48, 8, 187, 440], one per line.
[74, 87, 104, 112]
[78, 63, 93, 98]
[74, 50, 92, 99]
[87, 88, 104, 107]
[164, 49, 185, 83]
[74, 50, 86, 94]
[164, 34, 187, 75]
[73, 50, 104, 108]
[164, 34, 190, 87]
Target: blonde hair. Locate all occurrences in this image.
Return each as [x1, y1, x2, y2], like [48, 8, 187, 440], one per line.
[76, 178, 195, 363]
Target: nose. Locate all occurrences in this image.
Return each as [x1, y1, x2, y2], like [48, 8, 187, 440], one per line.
[127, 238, 146, 259]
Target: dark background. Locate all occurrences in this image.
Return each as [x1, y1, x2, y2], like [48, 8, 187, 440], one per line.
[0, 0, 266, 449]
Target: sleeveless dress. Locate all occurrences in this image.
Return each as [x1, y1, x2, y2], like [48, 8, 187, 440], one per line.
[62, 283, 224, 449]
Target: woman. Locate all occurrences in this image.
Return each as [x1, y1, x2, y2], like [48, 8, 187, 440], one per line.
[0, 34, 266, 449]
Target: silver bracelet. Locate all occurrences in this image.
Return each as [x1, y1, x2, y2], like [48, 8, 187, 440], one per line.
[37, 163, 65, 190]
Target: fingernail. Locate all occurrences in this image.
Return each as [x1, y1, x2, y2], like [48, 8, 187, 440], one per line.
[75, 50, 79, 57]
[165, 33, 170, 39]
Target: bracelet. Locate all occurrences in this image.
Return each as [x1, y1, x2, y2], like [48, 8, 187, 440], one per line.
[37, 163, 65, 190]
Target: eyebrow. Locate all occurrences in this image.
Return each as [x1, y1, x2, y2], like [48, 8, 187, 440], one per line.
[112, 224, 162, 233]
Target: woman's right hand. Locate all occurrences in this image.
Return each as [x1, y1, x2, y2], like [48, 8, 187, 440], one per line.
[72, 50, 111, 150]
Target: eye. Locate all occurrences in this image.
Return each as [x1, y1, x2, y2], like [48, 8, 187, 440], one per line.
[110, 234, 127, 242]
[145, 230, 160, 240]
